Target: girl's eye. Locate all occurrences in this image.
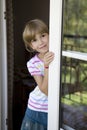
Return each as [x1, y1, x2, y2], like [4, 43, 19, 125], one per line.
[31, 39, 37, 42]
[42, 33, 46, 37]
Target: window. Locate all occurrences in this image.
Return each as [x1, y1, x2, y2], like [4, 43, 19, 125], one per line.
[61, 0, 87, 130]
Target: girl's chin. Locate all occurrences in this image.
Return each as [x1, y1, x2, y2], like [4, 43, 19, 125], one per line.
[38, 48, 48, 53]
[42, 50, 49, 53]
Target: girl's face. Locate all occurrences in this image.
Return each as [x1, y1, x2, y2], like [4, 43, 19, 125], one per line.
[30, 33, 49, 54]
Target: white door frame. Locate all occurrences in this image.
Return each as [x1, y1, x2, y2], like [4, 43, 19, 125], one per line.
[0, 0, 63, 130]
[48, 0, 63, 130]
[0, 0, 8, 129]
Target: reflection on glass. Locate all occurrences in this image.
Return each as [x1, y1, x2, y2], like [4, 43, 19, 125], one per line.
[63, 0, 87, 53]
[61, 57, 87, 130]
[61, 1, 87, 129]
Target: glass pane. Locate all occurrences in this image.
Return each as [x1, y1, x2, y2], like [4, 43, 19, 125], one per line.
[61, 58, 87, 130]
[61, 0, 87, 129]
[63, 0, 87, 53]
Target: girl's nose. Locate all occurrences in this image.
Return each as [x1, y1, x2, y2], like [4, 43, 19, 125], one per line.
[38, 38, 43, 45]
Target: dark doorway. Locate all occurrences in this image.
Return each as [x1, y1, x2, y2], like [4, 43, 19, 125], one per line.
[6, 0, 49, 130]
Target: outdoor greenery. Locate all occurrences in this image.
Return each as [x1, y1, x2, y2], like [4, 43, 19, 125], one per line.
[63, 0, 87, 52]
[62, 91, 87, 106]
[62, 0, 87, 106]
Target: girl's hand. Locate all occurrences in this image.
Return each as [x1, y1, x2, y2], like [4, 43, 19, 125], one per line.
[43, 52, 54, 67]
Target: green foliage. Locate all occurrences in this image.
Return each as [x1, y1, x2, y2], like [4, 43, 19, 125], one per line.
[62, 91, 87, 106]
[63, 0, 87, 35]
[63, 0, 87, 51]
[62, 0, 87, 103]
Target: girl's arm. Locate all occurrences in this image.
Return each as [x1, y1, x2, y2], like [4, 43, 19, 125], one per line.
[33, 52, 54, 96]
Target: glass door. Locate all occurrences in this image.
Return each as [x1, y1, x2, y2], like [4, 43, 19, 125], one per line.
[61, 0, 87, 130]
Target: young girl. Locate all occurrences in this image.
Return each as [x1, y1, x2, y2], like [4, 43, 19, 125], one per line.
[21, 19, 54, 130]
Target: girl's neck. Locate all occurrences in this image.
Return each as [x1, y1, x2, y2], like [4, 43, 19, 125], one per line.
[37, 50, 49, 60]
[37, 53, 44, 60]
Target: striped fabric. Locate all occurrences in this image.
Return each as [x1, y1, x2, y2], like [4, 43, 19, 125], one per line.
[27, 55, 48, 113]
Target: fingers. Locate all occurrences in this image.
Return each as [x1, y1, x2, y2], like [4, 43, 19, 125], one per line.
[44, 52, 54, 67]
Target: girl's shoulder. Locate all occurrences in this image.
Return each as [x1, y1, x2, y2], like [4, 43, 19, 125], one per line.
[27, 55, 36, 66]
[27, 54, 42, 67]
[27, 54, 44, 76]
[28, 55, 37, 63]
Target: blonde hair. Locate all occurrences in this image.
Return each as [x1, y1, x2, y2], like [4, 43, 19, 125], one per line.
[23, 19, 49, 52]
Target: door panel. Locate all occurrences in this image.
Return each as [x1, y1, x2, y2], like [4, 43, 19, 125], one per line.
[61, 0, 87, 129]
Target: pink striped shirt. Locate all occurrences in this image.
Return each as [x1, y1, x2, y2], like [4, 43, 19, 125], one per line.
[27, 55, 48, 112]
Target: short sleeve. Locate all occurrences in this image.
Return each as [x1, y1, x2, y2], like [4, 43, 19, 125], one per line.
[27, 60, 42, 76]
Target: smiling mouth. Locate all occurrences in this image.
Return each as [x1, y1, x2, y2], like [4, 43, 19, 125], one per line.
[39, 45, 47, 49]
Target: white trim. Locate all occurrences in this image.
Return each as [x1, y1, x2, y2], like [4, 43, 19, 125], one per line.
[62, 50, 87, 61]
[0, 0, 8, 130]
[63, 124, 75, 130]
[48, 0, 63, 130]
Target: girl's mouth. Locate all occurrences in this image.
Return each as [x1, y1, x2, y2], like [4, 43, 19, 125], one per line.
[39, 45, 47, 49]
